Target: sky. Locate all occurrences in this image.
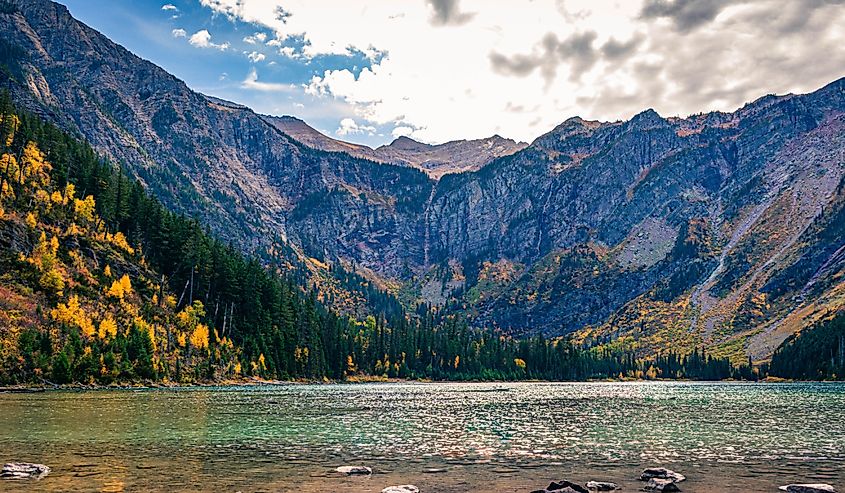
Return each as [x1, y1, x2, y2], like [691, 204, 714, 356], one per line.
[60, 0, 845, 147]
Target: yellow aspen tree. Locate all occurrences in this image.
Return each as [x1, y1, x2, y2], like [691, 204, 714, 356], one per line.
[119, 274, 132, 295]
[189, 323, 209, 352]
[73, 195, 96, 224]
[25, 211, 37, 228]
[98, 317, 118, 339]
[106, 274, 132, 300]
[19, 142, 51, 189]
[109, 231, 135, 254]
[0, 153, 19, 201]
[51, 295, 95, 337]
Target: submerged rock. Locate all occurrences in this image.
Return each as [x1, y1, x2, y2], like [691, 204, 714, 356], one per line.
[779, 485, 837, 493]
[644, 478, 681, 492]
[382, 486, 419, 493]
[335, 465, 372, 475]
[586, 480, 618, 491]
[1, 463, 51, 480]
[640, 467, 686, 483]
[530, 480, 589, 493]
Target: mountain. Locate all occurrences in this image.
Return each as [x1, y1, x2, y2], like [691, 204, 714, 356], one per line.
[2, 0, 845, 364]
[265, 115, 527, 179]
[7, 100, 680, 385]
[263, 115, 374, 158]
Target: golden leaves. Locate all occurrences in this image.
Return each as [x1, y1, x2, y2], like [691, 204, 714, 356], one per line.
[51, 295, 95, 337]
[98, 317, 118, 340]
[189, 323, 209, 351]
[107, 274, 132, 300]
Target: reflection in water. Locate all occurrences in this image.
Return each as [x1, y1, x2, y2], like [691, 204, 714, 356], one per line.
[1, 382, 843, 492]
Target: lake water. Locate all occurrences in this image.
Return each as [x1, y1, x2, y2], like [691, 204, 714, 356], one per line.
[1, 382, 843, 492]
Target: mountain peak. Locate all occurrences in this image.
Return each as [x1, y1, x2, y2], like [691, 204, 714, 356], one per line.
[386, 135, 432, 151]
[630, 108, 662, 124]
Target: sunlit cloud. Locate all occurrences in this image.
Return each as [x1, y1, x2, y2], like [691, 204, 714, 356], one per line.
[188, 29, 230, 50]
[336, 117, 376, 136]
[196, 0, 845, 144]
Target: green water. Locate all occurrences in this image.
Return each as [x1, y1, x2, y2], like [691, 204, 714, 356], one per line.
[1, 382, 843, 492]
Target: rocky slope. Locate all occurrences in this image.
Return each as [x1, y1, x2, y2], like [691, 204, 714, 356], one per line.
[2, 0, 845, 362]
[0, 0, 434, 283]
[266, 115, 526, 179]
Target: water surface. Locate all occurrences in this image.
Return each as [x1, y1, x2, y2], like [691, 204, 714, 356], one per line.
[1, 382, 843, 492]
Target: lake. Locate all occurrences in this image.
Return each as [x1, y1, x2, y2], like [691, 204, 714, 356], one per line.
[1, 382, 843, 492]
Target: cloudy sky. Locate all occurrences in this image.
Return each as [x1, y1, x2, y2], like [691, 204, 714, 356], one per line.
[62, 0, 845, 146]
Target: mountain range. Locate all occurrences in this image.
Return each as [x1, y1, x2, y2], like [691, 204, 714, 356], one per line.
[2, 0, 844, 364]
[265, 115, 526, 179]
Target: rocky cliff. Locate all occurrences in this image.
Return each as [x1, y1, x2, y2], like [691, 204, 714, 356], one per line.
[2, 0, 844, 361]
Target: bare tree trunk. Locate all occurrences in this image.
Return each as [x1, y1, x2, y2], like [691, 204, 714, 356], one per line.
[177, 278, 190, 309]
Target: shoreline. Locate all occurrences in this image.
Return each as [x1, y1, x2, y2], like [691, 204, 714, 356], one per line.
[1, 376, 836, 393]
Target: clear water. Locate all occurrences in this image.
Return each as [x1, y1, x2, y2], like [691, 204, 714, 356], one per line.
[0, 382, 843, 492]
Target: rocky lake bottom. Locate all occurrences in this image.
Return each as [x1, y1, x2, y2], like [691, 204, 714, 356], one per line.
[0, 382, 843, 492]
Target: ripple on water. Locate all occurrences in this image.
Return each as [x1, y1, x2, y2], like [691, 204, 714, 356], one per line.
[0, 382, 843, 492]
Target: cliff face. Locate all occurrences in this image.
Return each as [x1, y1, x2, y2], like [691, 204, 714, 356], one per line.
[3, 0, 845, 360]
[429, 90, 845, 360]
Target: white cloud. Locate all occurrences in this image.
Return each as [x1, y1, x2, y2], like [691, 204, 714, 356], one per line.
[246, 51, 266, 63]
[188, 29, 230, 50]
[241, 68, 295, 92]
[391, 126, 413, 138]
[161, 4, 178, 11]
[171, 28, 186, 38]
[336, 117, 377, 136]
[243, 32, 268, 44]
[198, 0, 845, 143]
[278, 46, 298, 59]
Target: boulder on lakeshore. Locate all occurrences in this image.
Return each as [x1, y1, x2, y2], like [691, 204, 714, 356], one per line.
[640, 467, 686, 483]
[586, 480, 618, 491]
[382, 485, 419, 493]
[779, 485, 837, 493]
[530, 480, 590, 493]
[335, 465, 372, 475]
[644, 478, 681, 492]
[1, 463, 51, 480]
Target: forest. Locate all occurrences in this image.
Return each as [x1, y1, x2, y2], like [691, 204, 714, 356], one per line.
[769, 313, 845, 380]
[0, 93, 831, 385]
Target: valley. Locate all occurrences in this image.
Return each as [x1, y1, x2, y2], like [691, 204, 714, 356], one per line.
[0, 0, 843, 381]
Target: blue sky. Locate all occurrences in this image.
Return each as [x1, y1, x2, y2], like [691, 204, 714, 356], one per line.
[60, 0, 845, 147]
[62, 0, 386, 145]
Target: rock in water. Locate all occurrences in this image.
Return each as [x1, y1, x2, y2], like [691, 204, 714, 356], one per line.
[530, 480, 590, 493]
[1, 463, 51, 480]
[641, 467, 686, 483]
[779, 485, 837, 493]
[335, 465, 372, 475]
[586, 480, 618, 491]
[645, 478, 681, 492]
[382, 486, 419, 493]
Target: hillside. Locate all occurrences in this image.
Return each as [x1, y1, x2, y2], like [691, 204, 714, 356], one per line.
[1, 0, 844, 364]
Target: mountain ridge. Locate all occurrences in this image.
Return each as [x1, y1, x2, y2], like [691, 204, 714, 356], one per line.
[264, 114, 527, 179]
